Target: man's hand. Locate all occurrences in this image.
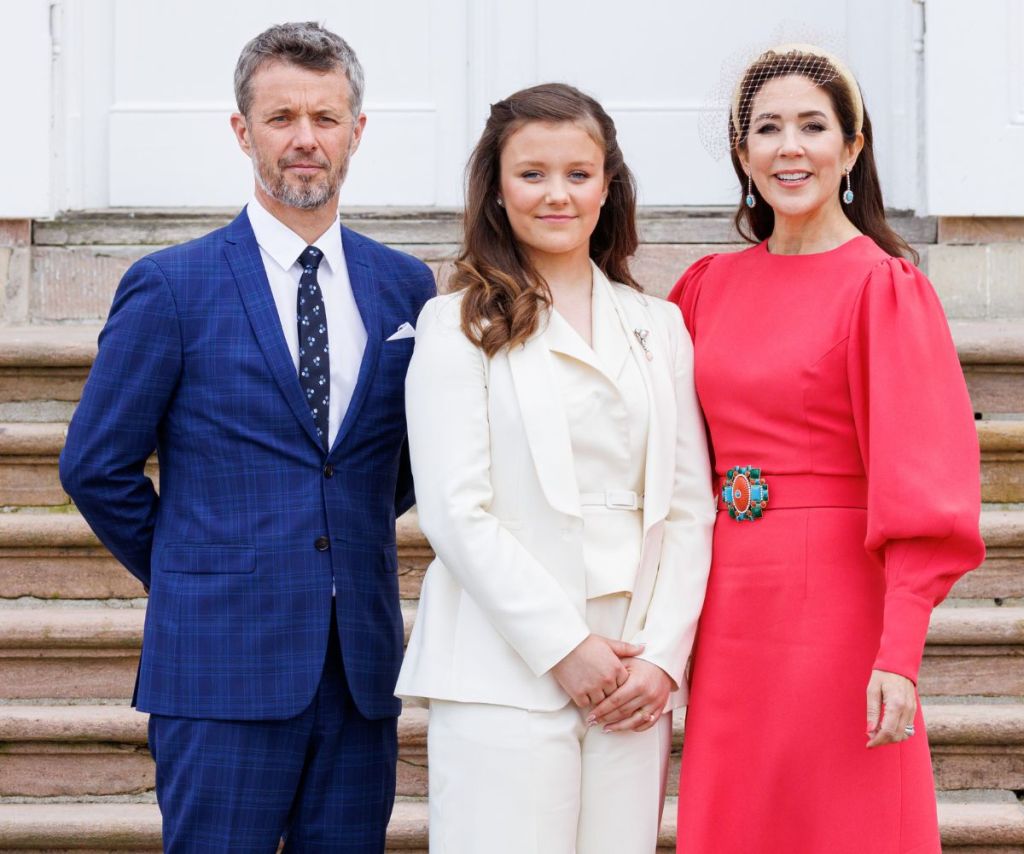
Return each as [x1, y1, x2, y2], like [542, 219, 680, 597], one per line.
[587, 658, 672, 732]
[866, 669, 917, 748]
[550, 634, 644, 708]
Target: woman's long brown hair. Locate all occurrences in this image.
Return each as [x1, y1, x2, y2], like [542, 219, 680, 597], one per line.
[451, 83, 640, 356]
[730, 49, 918, 263]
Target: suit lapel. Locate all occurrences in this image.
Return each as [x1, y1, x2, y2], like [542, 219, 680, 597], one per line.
[507, 323, 582, 519]
[600, 271, 672, 535]
[224, 210, 323, 450]
[329, 227, 381, 457]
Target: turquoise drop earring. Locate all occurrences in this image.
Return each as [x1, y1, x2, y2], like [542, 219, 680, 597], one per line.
[745, 174, 756, 208]
[842, 168, 854, 205]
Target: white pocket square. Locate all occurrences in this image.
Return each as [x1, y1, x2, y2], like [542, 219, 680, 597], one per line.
[386, 322, 416, 342]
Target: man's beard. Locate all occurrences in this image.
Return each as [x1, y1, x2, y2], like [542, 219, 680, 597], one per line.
[252, 148, 348, 211]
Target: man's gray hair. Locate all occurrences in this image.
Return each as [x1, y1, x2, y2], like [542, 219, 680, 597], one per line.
[234, 22, 365, 118]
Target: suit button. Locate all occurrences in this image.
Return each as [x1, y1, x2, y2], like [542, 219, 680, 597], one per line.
[314, 536, 330, 552]
[323, 464, 334, 478]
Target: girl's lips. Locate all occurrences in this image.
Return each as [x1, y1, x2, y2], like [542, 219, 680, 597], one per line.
[538, 215, 575, 222]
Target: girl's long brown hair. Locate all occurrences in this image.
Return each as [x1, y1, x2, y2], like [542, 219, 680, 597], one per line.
[730, 49, 918, 263]
[452, 83, 640, 356]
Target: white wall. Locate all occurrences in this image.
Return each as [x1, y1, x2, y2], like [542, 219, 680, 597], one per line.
[0, 1, 53, 217]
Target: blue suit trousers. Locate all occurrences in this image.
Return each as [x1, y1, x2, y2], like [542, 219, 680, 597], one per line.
[149, 606, 398, 853]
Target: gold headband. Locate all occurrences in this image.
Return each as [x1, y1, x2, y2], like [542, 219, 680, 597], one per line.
[730, 43, 865, 140]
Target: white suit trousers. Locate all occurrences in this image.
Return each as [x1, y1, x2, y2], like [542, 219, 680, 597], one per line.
[426, 594, 673, 854]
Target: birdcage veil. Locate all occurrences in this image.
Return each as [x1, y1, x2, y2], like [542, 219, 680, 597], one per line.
[698, 29, 864, 161]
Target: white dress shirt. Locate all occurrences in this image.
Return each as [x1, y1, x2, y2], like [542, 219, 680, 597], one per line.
[546, 275, 649, 599]
[247, 196, 367, 449]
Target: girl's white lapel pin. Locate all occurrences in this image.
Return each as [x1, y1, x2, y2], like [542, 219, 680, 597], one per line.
[633, 328, 653, 361]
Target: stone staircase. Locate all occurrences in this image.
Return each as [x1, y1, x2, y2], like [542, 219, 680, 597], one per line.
[0, 210, 1022, 852]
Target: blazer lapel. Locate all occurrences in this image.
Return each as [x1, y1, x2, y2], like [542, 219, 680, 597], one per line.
[601, 272, 672, 535]
[329, 227, 381, 456]
[224, 210, 323, 450]
[507, 323, 582, 519]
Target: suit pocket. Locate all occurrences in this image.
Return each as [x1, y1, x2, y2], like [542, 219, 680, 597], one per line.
[158, 543, 256, 574]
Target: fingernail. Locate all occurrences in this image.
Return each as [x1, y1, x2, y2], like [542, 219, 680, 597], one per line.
[586, 715, 596, 725]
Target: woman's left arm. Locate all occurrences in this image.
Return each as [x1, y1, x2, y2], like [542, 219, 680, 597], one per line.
[593, 303, 716, 730]
[848, 258, 986, 747]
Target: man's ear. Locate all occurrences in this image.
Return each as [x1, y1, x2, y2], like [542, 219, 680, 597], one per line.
[348, 113, 368, 157]
[230, 113, 252, 157]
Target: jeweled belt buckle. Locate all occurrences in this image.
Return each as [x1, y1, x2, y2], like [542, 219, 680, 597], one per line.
[722, 466, 769, 521]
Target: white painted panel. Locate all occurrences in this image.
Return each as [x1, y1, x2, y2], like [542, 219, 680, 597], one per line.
[0, 1, 52, 217]
[926, 0, 1024, 215]
[474, 0, 911, 206]
[93, 0, 464, 207]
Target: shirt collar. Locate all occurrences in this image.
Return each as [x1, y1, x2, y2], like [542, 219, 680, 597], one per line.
[247, 195, 344, 275]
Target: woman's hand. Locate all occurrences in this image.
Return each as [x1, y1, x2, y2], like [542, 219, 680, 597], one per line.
[551, 634, 644, 708]
[586, 658, 673, 733]
[866, 669, 917, 748]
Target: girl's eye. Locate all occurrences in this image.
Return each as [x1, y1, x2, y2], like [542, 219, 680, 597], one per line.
[569, 170, 590, 181]
[521, 171, 543, 180]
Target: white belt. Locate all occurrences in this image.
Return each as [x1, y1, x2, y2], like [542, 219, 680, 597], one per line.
[579, 490, 644, 510]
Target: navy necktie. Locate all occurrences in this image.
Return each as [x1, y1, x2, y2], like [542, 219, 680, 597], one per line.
[297, 245, 329, 449]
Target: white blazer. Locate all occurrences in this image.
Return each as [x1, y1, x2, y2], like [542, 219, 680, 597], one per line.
[396, 264, 715, 712]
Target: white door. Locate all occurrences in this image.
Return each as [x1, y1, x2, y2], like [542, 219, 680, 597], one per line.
[925, 0, 1024, 215]
[54, 0, 918, 209]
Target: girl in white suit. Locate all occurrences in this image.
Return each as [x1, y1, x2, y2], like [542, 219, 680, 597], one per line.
[396, 83, 715, 854]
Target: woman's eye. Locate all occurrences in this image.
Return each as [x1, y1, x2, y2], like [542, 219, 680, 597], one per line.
[754, 123, 778, 134]
[804, 122, 826, 133]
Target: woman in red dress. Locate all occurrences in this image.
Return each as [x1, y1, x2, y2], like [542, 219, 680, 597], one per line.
[668, 46, 985, 852]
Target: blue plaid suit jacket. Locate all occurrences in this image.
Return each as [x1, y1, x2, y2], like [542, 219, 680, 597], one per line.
[60, 209, 435, 721]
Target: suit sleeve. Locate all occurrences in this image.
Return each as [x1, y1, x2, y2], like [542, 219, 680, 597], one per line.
[631, 304, 716, 696]
[59, 258, 183, 589]
[847, 258, 985, 683]
[406, 296, 590, 676]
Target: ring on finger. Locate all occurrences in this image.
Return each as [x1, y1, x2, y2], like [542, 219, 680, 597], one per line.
[903, 724, 915, 737]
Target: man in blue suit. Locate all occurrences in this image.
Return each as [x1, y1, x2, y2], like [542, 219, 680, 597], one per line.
[59, 22, 434, 853]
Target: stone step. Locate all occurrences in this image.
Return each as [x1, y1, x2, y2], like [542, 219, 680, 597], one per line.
[923, 607, 1024, 696]
[1, 319, 1022, 419]
[0, 798, 429, 852]
[0, 602, 1018, 700]
[0, 603, 417, 700]
[0, 792, 1021, 852]
[0, 509, 1019, 604]
[3, 701, 1019, 801]
[5, 419, 1021, 508]
[0, 511, 431, 601]
[0, 704, 429, 800]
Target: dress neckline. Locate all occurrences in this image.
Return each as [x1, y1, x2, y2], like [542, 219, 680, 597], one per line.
[759, 234, 871, 259]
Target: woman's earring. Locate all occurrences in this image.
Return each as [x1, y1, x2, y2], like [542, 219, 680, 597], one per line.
[745, 174, 756, 209]
[496, 197, 504, 208]
[842, 169, 854, 205]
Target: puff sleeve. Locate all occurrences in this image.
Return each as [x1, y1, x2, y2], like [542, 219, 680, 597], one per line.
[847, 258, 986, 683]
[668, 254, 718, 338]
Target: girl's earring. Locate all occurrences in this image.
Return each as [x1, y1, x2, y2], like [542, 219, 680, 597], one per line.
[842, 168, 854, 205]
[745, 174, 756, 209]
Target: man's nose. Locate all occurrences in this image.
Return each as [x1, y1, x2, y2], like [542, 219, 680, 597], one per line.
[291, 116, 318, 149]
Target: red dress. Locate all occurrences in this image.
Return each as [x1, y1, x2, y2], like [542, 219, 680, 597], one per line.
[670, 237, 985, 854]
